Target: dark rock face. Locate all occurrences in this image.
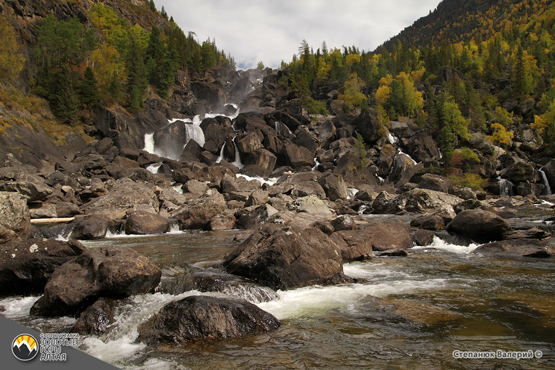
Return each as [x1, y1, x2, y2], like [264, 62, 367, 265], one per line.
[125, 211, 170, 235]
[70, 298, 117, 336]
[224, 224, 344, 290]
[0, 239, 87, 296]
[137, 295, 280, 345]
[30, 246, 161, 317]
[446, 210, 511, 243]
[473, 239, 555, 258]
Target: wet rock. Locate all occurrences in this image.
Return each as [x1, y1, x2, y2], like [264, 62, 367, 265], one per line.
[376, 249, 409, 257]
[70, 215, 121, 240]
[30, 246, 161, 317]
[70, 298, 117, 336]
[224, 224, 344, 290]
[172, 189, 227, 229]
[413, 229, 435, 246]
[137, 295, 280, 345]
[446, 210, 511, 243]
[125, 211, 170, 235]
[0, 239, 87, 296]
[501, 228, 551, 240]
[0, 192, 30, 243]
[473, 239, 555, 258]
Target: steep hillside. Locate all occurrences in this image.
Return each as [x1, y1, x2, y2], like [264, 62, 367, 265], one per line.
[0, 0, 237, 169]
[380, 0, 555, 50]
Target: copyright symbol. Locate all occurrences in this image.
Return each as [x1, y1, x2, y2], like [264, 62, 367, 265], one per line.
[535, 350, 543, 359]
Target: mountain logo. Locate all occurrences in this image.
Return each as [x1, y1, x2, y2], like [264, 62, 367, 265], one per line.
[12, 334, 39, 361]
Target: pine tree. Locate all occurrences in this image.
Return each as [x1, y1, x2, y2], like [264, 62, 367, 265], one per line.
[50, 63, 79, 124]
[125, 34, 148, 112]
[80, 66, 99, 108]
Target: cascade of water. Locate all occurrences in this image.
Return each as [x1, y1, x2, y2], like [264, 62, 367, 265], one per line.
[312, 158, 320, 172]
[215, 142, 226, 164]
[397, 149, 418, 165]
[185, 116, 205, 148]
[539, 168, 552, 195]
[231, 137, 244, 169]
[497, 176, 514, 197]
[388, 132, 399, 145]
[275, 121, 292, 136]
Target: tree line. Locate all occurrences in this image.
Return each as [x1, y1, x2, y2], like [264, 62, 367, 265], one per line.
[30, 3, 235, 124]
[279, 0, 555, 169]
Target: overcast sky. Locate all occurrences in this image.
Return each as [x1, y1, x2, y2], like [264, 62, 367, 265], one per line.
[154, 0, 443, 70]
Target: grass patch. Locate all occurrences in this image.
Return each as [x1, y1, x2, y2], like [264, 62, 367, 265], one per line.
[0, 86, 94, 146]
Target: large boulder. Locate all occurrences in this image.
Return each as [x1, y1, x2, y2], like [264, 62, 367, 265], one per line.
[224, 224, 345, 290]
[330, 230, 373, 262]
[446, 210, 511, 243]
[137, 296, 280, 345]
[125, 211, 170, 235]
[319, 173, 349, 201]
[285, 144, 315, 169]
[30, 246, 161, 317]
[473, 239, 555, 258]
[70, 215, 120, 240]
[172, 189, 227, 229]
[70, 297, 117, 336]
[0, 239, 87, 296]
[360, 221, 413, 251]
[81, 178, 159, 217]
[0, 192, 30, 243]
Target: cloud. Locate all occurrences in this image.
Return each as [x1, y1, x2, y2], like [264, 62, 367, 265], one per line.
[154, 0, 442, 70]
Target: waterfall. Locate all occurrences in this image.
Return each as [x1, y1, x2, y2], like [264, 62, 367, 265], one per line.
[497, 177, 514, 197]
[275, 121, 292, 136]
[231, 137, 244, 169]
[215, 142, 226, 164]
[388, 132, 399, 145]
[312, 158, 320, 172]
[185, 116, 205, 148]
[539, 168, 552, 195]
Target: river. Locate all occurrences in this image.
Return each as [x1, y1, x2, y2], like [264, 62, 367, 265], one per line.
[1, 209, 554, 369]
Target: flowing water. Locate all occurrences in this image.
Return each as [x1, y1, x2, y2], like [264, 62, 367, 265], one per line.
[2, 212, 555, 369]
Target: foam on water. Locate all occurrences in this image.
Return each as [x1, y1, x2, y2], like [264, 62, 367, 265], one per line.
[258, 277, 448, 320]
[411, 236, 480, 254]
[237, 174, 278, 186]
[0, 295, 41, 319]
